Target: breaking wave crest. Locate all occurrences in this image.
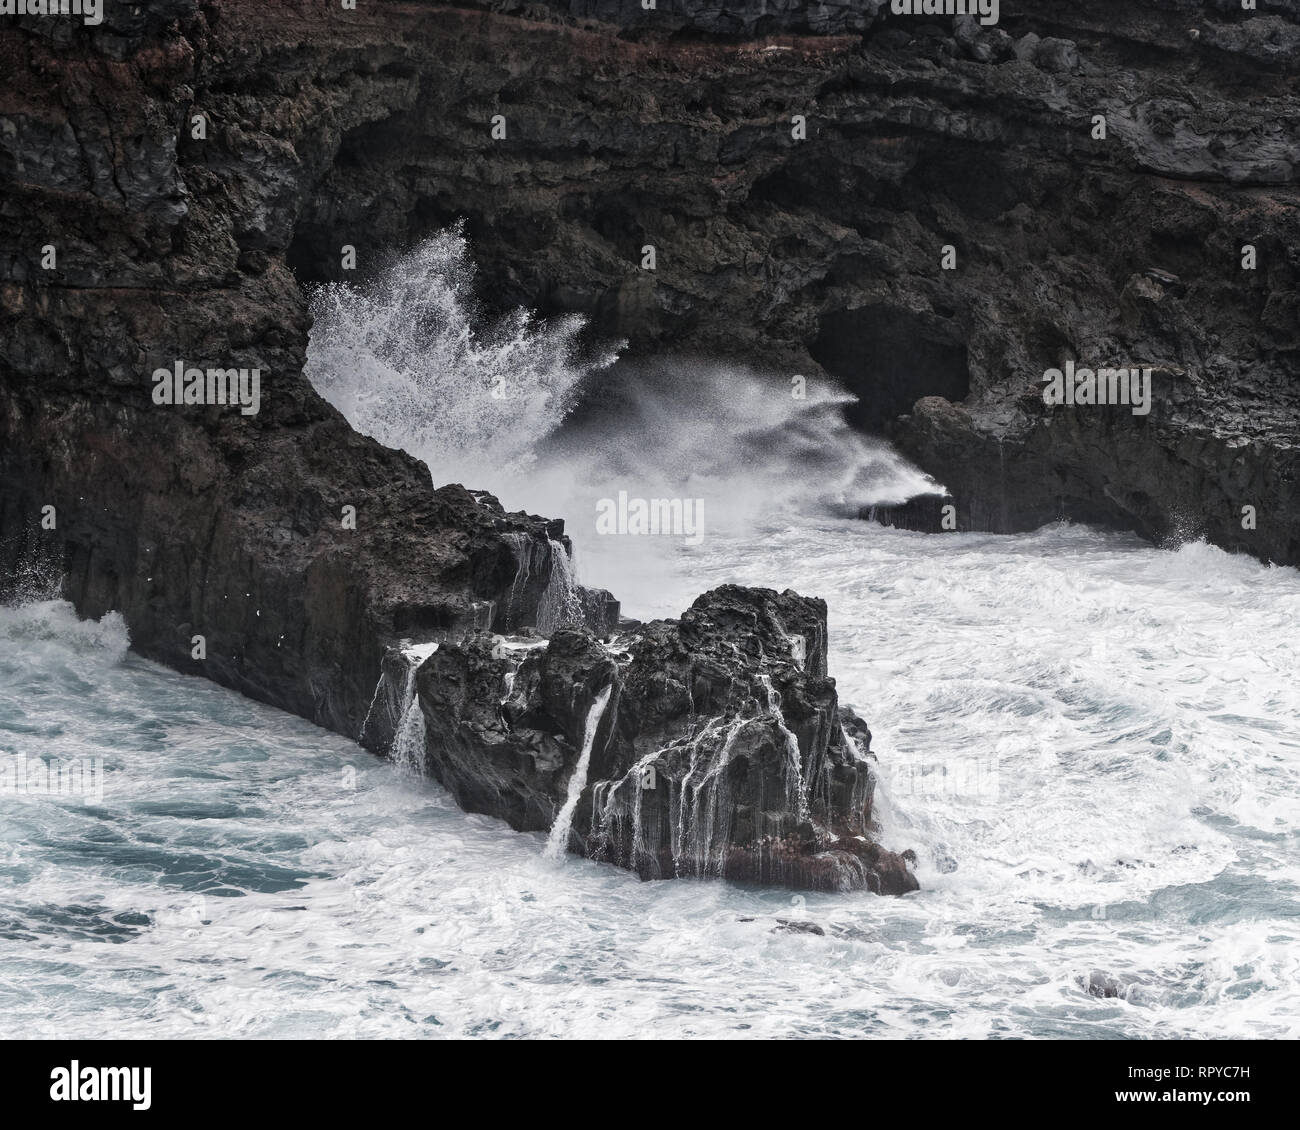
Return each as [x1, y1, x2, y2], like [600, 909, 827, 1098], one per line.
[305, 223, 621, 487]
[303, 226, 942, 607]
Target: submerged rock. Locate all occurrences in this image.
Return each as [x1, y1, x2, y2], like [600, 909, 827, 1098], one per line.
[772, 919, 827, 936]
[1080, 970, 1137, 1000]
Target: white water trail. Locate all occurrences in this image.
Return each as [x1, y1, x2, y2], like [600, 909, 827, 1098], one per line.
[390, 643, 438, 774]
[671, 716, 746, 878]
[390, 684, 426, 775]
[545, 684, 614, 860]
[536, 538, 586, 634]
[758, 673, 811, 823]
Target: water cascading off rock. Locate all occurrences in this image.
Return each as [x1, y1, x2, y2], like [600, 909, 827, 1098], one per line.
[403, 585, 918, 895]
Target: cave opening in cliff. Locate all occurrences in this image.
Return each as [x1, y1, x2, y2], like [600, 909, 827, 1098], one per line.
[809, 306, 972, 432]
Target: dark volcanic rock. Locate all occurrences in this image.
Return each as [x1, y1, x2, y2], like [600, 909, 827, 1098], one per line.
[861, 491, 958, 533]
[1080, 969, 1137, 1000]
[0, 2, 623, 735]
[411, 585, 918, 894]
[5, 1, 1296, 585]
[772, 919, 826, 936]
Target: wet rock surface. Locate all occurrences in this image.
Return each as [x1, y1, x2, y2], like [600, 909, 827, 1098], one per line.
[861, 491, 958, 533]
[405, 585, 918, 893]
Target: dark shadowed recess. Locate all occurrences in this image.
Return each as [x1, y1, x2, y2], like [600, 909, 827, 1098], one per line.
[811, 306, 971, 432]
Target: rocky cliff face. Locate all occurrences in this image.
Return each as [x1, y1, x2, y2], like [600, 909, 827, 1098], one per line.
[2, 0, 1295, 884]
[285, 0, 1294, 563]
[7, 1, 1294, 569]
[0, 2, 628, 745]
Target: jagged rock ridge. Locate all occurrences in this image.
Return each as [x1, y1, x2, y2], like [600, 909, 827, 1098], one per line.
[372, 585, 917, 893]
